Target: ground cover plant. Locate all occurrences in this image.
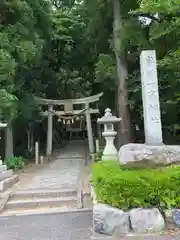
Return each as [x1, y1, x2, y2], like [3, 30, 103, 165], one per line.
[91, 161, 180, 210]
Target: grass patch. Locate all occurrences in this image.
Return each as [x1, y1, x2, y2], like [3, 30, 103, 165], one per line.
[91, 161, 180, 210]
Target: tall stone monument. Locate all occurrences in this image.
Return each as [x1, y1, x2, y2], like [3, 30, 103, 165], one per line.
[119, 50, 180, 167]
[140, 50, 163, 145]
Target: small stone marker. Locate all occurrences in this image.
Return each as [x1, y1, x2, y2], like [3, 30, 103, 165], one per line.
[40, 156, 44, 165]
[140, 50, 163, 145]
[95, 139, 100, 152]
[35, 142, 39, 164]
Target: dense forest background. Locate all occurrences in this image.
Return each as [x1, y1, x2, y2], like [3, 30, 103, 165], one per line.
[0, 0, 180, 158]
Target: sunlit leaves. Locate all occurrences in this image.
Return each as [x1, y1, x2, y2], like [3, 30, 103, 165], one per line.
[138, 0, 180, 14]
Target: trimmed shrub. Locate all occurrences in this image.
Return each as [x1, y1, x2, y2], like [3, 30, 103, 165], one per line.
[91, 161, 180, 210]
[6, 156, 25, 171]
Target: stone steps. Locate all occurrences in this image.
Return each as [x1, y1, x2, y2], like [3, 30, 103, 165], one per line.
[1, 188, 78, 216]
[10, 188, 77, 200]
[5, 196, 77, 210]
[1, 206, 79, 217]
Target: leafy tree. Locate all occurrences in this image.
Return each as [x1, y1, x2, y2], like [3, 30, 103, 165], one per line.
[0, 0, 52, 157]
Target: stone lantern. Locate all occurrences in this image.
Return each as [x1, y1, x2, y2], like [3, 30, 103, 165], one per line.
[0, 122, 7, 128]
[97, 108, 121, 160]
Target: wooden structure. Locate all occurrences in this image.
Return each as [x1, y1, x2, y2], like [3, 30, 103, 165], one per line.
[35, 93, 103, 158]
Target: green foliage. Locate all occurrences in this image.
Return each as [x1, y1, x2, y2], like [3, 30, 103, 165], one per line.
[0, 0, 52, 123]
[91, 161, 180, 210]
[6, 156, 25, 171]
[1, 0, 180, 153]
[95, 149, 103, 161]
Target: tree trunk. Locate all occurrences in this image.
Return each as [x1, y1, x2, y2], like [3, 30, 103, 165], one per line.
[27, 129, 31, 152]
[113, 0, 132, 148]
[27, 124, 34, 154]
[5, 124, 14, 159]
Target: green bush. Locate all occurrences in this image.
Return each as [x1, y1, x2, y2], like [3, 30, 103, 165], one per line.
[6, 156, 25, 171]
[91, 161, 180, 210]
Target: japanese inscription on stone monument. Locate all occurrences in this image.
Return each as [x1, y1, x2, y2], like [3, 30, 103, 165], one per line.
[140, 50, 163, 145]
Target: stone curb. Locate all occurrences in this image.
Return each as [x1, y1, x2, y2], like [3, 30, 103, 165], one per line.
[91, 233, 180, 240]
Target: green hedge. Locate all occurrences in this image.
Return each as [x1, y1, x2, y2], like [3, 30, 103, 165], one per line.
[91, 161, 180, 210]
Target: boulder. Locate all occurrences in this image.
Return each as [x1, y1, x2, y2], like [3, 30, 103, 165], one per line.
[129, 208, 165, 233]
[172, 209, 180, 228]
[119, 143, 180, 167]
[93, 203, 130, 235]
[164, 209, 176, 230]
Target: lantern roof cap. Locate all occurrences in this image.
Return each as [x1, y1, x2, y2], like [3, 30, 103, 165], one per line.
[97, 108, 121, 124]
[0, 122, 7, 128]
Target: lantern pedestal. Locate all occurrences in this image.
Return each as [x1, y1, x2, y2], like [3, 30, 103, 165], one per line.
[102, 131, 118, 160]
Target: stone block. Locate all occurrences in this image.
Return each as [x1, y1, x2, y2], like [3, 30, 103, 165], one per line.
[164, 209, 180, 229]
[0, 175, 19, 192]
[0, 165, 7, 173]
[164, 209, 177, 230]
[129, 208, 165, 233]
[93, 203, 130, 235]
[172, 209, 180, 228]
[119, 143, 180, 167]
[0, 169, 13, 181]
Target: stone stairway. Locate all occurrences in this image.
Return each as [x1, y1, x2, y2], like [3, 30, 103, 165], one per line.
[0, 161, 18, 193]
[1, 188, 79, 216]
[0, 141, 88, 216]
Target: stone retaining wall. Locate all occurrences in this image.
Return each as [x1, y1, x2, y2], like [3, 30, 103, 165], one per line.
[93, 203, 180, 236]
[91, 188, 180, 236]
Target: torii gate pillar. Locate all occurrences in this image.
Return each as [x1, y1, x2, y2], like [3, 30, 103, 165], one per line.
[46, 105, 53, 159]
[85, 103, 95, 154]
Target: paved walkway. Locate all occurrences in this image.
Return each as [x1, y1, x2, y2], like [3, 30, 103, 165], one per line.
[16, 141, 87, 191]
[0, 211, 92, 240]
[0, 212, 180, 240]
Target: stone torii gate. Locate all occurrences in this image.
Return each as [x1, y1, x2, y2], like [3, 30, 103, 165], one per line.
[35, 93, 103, 158]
